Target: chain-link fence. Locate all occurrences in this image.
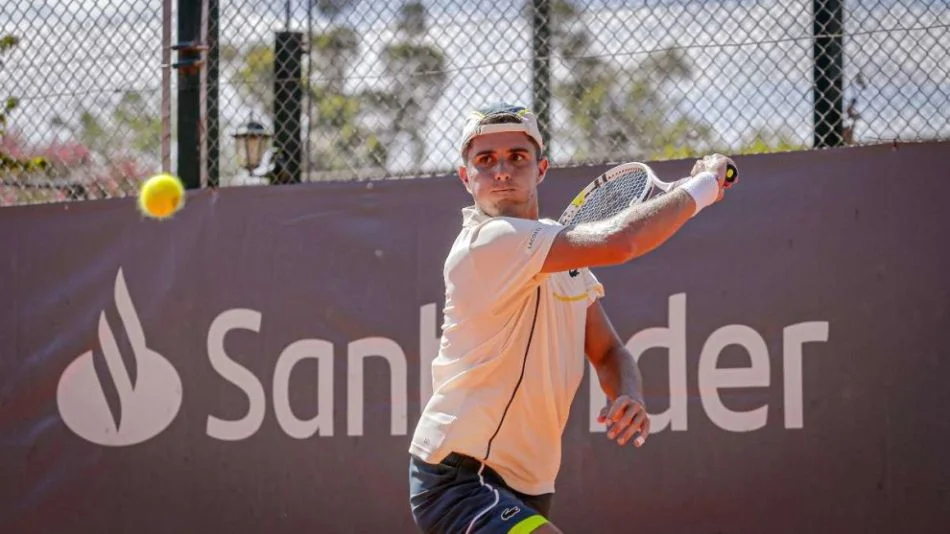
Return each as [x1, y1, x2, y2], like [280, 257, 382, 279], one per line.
[1, 0, 948, 206]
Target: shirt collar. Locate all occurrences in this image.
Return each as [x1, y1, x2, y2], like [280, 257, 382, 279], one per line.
[461, 205, 560, 227]
[461, 205, 489, 227]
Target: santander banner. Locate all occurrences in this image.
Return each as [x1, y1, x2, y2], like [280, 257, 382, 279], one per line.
[5, 142, 949, 534]
[56, 269, 830, 447]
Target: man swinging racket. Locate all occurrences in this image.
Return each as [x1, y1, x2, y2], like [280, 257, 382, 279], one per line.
[408, 102, 738, 534]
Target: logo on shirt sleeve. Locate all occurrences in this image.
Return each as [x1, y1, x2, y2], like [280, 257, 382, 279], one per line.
[526, 226, 543, 251]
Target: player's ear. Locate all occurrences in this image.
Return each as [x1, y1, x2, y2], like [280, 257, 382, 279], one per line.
[536, 158, 549, 185]
[458, 165, 473, 194]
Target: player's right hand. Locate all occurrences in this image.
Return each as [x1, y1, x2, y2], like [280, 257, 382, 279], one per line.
[690, 153, 738, 195]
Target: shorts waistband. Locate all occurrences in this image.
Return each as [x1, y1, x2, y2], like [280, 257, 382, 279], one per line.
[441, 452, 480, 469]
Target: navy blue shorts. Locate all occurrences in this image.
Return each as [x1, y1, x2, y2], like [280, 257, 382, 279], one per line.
[409, 453, 554, 533]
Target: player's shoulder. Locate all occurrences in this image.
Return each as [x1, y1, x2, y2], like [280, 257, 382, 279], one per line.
[464, 215, 540, 242]
[478, 215, 563, 233]
[461, 206, 560, 230]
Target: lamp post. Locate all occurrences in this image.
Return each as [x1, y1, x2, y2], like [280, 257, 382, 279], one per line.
[232, 120, 273, 178]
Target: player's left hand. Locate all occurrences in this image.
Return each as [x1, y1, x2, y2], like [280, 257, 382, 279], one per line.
[598, 395, 650, 448]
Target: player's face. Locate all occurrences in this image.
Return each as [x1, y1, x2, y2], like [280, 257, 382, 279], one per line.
[458, 131, 549, 219]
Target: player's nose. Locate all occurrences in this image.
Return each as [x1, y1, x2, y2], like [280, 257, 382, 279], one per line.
[492, 160, 511, 180]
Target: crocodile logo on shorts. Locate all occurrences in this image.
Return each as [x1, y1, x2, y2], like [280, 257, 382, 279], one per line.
[500, 506, 520, 521]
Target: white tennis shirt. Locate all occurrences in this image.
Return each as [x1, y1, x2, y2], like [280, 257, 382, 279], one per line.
[409, 206, 604, 495]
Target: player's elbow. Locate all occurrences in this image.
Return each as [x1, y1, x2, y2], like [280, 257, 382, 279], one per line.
[544, 225, 640, 272]
[606, 219, 674, 264]
[602, 233, 640, 265]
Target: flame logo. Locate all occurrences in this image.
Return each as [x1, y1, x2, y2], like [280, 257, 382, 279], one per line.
[56, 269, 182, 446]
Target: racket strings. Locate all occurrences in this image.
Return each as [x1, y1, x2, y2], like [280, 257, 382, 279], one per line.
[568, 169, 650, 225]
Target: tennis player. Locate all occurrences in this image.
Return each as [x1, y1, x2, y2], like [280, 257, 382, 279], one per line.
[408, 102, 737, 533]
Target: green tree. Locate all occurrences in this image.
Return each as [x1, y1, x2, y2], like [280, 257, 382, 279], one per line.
[315, 0, 352, 21]
[306, 14, 385, 174]
[735, 126, 806, 155]
[376, 1, 448, 173]
[223, 0, 386, 179]
[1, 35, 159, 205]
[39, 91, 162, 202]
[229, 43, 277, 111]
[0, 35, 48, 177]
[51, 91, 162, 158]
[112, 92, 162, 154]
[547, 1, 714, 162]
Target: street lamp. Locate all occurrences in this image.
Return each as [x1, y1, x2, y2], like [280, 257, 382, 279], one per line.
[232, 120, 273, 174]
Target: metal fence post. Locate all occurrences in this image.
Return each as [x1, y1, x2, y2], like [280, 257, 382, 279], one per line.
[273, 31, 303, 184]
[531, 0, 552, 158]
[813, 0, 844, 148]
[207, 0, 220, 187]
[174, 0, 205, 189]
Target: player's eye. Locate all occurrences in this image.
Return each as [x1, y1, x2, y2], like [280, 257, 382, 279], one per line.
[511, 152, 532, 165]
[475, 155, 494, 167]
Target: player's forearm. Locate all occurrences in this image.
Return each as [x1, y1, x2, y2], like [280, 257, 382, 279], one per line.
[543, 173, 717, 274]
[602, 188, 696, 261]
[553, 190, 694, 269]
[593, 344, 645, 404]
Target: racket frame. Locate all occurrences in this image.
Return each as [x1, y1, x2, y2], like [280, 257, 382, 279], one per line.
[557, 162, 671, 226]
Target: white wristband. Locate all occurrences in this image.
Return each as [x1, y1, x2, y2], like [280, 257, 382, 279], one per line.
[679, 172, 719, 216]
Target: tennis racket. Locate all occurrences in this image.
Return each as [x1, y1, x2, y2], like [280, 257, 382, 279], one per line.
[557, 161, 738, 226]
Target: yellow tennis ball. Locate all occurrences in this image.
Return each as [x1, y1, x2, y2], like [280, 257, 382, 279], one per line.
[138, 173, 185, 219]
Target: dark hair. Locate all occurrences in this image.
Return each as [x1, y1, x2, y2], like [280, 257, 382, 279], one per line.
[462, 113, 543, 162]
